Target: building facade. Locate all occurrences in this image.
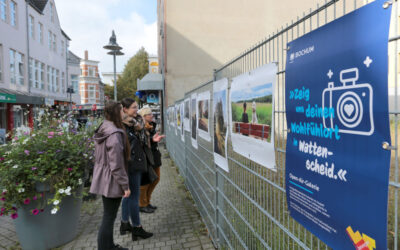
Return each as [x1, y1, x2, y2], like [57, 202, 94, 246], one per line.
[67, 51, 81, 105]
[101, 71, 122, 86]
[0, 0, 79, 136]
[79, 50, 104, 110]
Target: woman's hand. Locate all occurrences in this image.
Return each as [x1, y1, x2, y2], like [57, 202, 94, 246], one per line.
[123, 189, 131, 198]
[152, 132, 166, 142]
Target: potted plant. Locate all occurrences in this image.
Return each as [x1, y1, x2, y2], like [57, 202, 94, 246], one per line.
[0, 108, 98, 250]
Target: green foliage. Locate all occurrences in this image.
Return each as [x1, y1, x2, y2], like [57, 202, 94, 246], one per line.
[231, 102, 272, 125]
[113, 47, 149, 101]
[0, 108, 100, 218]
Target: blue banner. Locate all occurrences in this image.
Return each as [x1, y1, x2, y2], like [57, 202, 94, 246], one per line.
[285, 1, 391, 249]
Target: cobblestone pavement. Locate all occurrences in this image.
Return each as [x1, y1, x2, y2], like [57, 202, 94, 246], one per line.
[0, 148, 216, 250]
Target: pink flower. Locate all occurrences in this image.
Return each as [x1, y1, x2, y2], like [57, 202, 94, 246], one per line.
[24, 131, 30, 135]
[0, 197, 5, 201]
[13, 136, 18, 141]
[58, 132, 64, 136]
[40, 209, 44, 212]
[48, 132, 55, 136]
[31, 167, 37, 171]
[32, 196, 37, 200]
[11, 213, 18, 219]
[12, 207, 17, 211]
[1, 208, 5, 212]
[48, 136, 53, 139]
[61, 141, 65, 144]
[24, 150, 30, 155]
[23, 198, 30, 205]
[40, 193, 44, 197]
[0, 213, 3, 217]
[32, 209, 39, 215]
[1, 192, 6, 195]
[0, 157, 4, 161]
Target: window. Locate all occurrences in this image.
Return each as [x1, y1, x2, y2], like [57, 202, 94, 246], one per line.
[16, 52, 24, 85]
[49, 2, 54, 23]
[34, 60, 39, 88]
[38, 23, 43, 43]
[88, 85, 96, 103]
[0, 45, 2, 82]
[88, 67, 94, 77]
[28, 15, 34, 39]
[51, 68, 55, 92]
[55, 69, 59, 92]
[9, 50, 15, 84]
[47, 66, 50, 91]
[48, 31, 52, 49]
[71, 75, 79, 93]
[28, 58, 33, 86]
[10, 1, 16, 27]
[61, 41, 64, 57]
[61, 72, 65, 93]
[40, 63, 44, 89]
[0, 0, 6, 21]
[52, 34, 56, 52]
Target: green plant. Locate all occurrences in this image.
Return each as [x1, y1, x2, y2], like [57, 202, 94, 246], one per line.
[0, 108, 101, 218]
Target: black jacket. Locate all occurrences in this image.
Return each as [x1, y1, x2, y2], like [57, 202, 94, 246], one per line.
[124, 124, 147, 173]
[149, 122, 162, 167]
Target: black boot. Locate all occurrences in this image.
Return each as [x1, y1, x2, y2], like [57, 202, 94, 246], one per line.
[147, 204, 157, 210]
[139, 206, 155, 213]
[111, 244, 128, 250]
[132, 226, 153, 241]
[120, 221, 133, 235]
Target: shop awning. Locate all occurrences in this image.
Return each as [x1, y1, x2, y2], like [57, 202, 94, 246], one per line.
[137, 73, 163, 91]
[0, 88, 44, 105]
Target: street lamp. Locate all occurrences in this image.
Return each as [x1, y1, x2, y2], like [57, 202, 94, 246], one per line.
[66, 86, 74, 111]
[103, 30, 124, 101]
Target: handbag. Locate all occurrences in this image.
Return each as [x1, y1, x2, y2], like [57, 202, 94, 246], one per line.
[141, 164, 159, 185]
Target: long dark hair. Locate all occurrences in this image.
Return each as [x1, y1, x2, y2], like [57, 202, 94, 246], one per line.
[104, 101, 130, 161]
[121, 98, 136, 110]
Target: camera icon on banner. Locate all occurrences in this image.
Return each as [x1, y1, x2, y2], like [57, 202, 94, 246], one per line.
[322, 67, 374, 136]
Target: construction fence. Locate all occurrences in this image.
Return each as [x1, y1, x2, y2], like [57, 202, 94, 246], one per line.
[164, 0, 400, 249]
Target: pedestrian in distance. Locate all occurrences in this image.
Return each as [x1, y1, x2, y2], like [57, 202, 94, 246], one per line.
[138, 107, 165, 213]
[119, 98, 153, 241]
[242, 102, 249, 123]
[89, 101, 131, 250]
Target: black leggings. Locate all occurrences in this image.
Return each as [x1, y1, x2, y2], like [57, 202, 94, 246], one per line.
[98, 196, 122, 250]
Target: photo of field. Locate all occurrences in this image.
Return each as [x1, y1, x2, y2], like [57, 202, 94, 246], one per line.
[231, 83, 273, 142]
[213, 89, 227, 158]
[198, 99, 209, 132]
[184, 99, 190, 119]
[191, 98, 197, 140]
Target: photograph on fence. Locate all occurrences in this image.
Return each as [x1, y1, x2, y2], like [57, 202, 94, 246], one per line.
[174, 104, 178, 135]
[191, 93, 198, 149]
[213, 78, 229, 172]
[180, 102, 185, 142]
[184, 98, 191, 132]
[197, 91, 211, 141]
[230, 63, 277, 170]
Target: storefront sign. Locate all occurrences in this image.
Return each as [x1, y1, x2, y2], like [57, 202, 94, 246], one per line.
[0, 93, 16, 103]
[285, 1, 392, 249]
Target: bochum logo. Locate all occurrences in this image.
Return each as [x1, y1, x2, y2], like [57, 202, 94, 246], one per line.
[289, 45, 315, 63]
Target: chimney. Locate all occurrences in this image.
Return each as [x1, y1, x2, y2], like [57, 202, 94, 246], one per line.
[84, 50, 88, 60]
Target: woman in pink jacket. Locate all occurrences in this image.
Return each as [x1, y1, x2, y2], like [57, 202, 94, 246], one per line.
[90, 101, 131, 250]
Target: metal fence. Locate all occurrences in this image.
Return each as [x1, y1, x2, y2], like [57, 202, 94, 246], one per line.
[165, 0, 400, 249]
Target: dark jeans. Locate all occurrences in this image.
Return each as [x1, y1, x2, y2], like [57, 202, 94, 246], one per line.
[98, 196, 122, 250]
[121, 170, 141, 226]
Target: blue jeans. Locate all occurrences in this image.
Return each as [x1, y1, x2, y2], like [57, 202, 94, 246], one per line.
[121, 170, 141, 227]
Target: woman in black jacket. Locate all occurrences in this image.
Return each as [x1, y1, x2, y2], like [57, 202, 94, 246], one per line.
[120, 98, 153, 241]
[138, 107, 165, 212]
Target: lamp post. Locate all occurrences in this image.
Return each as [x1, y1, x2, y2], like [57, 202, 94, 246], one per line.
[103, 30, 124, 101]
[66, 86, 74, 111]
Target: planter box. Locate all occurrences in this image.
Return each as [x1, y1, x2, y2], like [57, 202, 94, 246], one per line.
[13, 188, 82, 250]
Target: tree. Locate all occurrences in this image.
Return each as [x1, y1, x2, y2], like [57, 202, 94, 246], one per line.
[106, 47, 149, 101]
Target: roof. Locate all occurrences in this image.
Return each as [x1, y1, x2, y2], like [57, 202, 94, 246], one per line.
[28, 0, 48, 14]
[61, 29, 71, 41]
[68, 51, 81, 64]
[137, 73, 163, 91]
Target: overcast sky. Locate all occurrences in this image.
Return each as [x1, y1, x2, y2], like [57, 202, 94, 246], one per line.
[55, 0, 157, 74]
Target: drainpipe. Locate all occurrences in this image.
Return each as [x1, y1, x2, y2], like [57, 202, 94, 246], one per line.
[25, 0, 31, 94]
